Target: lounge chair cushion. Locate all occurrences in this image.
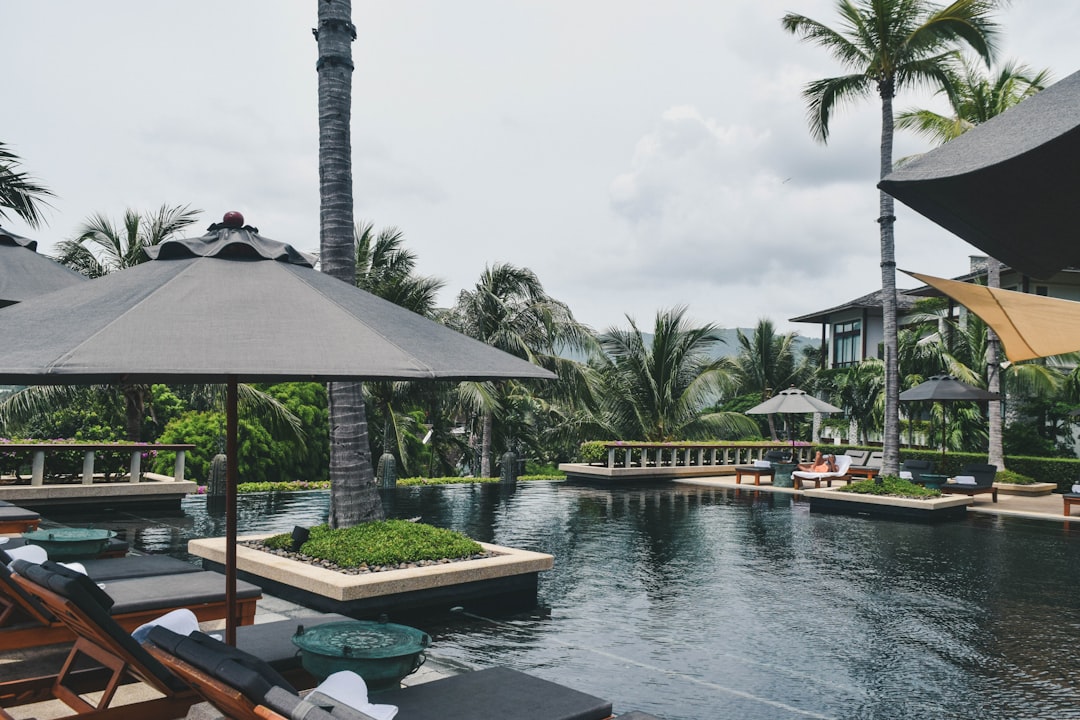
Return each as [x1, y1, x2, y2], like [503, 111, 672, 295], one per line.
[237, 614, 353, 672]
[12, 559, 187, 692]
[77, 554, 202, 582]
[149, 626, 298, 701]
[104, 571, 262, 615]
[0, 505, 39, 521]
[377, 666, 613, 720]
[35, 559, 117, 611]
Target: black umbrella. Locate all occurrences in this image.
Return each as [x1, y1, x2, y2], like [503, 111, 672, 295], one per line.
[899, 375, 1000, 462]
[0, 213, 554, 642]
[0, 226, 85, 306]
[878, 68, 1080, 280]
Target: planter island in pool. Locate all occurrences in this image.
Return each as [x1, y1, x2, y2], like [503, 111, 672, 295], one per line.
[801, 487, 973, 522]
[189, 534, 554, 619]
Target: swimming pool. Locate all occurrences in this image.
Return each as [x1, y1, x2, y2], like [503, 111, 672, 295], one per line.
[49, 481, 1080, 719]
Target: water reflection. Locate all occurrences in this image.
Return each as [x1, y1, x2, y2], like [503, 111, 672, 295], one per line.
[39, 482, 1080, 719]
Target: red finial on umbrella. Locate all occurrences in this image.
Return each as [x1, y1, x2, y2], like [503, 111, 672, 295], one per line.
[222, 211, 244, 228]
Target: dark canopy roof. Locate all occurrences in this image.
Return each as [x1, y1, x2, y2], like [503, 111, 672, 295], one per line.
[0, 226, 85, 306]
[0, 221, 554, 385]
[879, 68, 1080, 279]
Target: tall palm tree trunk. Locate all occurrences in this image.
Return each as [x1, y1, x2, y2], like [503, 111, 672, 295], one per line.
[317, 0, 381, 526]
[879, 87, 901, 477]
[986, 258, 1005, 469]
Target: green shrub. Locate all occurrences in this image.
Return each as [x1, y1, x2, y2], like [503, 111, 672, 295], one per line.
[578, 441, 607, 463]
[994, 469, 1037, 485]
[237, 480, 330, 493]
[299, 521, 482, 567]
[263, 533, 293, 550]
[838, 475, 941, 499]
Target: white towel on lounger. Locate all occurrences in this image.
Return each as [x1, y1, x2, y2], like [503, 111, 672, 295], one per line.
[952, 476, 977, 485]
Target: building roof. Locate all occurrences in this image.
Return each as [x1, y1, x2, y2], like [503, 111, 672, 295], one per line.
[790, 289, 918, 325]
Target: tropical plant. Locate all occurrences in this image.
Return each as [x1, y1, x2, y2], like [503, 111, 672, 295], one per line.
[782, 0, 1000, 474]
[353, 221, 446, 478]
[0, 142, 53, 228]
[726, 319, 806, 440]
[822, 358, 885, 444]
[448, 263, 595, 475]
[589, 307, 758, 442]
[898, 59, 1050, 468]
[316, 0, 376, 526]
[54, 204, 200, 278]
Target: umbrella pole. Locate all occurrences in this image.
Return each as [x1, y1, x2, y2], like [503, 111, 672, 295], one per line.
[225, 377, 238, 645]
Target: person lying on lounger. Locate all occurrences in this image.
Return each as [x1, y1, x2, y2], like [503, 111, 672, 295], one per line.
[797, 452, 836, 473]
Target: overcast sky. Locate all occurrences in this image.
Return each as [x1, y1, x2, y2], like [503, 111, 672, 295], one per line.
[5, 1, 1076, 335]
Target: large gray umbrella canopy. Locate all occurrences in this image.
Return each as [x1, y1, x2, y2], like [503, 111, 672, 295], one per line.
[0, 226, 85, 307]
[879, 68, 1080, 279]
[898, 375, 1001, 403]
[745, 386, 842, 415]
[745, 387, 841, 453]
[0, 216, 554, 642]
[899, 375, 1000, 461]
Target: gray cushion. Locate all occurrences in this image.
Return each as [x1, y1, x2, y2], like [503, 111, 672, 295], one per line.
[0, 506, 39, 521]
[105, 571, 261, 615]
[78, 555, 202, 582]
[236, 614, 352, 672]
[377, 666, 612, 720]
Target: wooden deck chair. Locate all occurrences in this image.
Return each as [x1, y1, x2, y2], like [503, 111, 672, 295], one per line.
[0, 559, 199, 719]
[146, 626, 616, 720]
[0, 501, 40, 534]
[0, 552, 261, 650]
[0, 561, 348, 719]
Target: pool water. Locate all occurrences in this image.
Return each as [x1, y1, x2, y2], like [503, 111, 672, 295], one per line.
[44, 482, 1080, 720]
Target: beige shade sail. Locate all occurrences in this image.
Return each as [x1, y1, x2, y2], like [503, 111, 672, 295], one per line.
[904, 271, 1080, 362]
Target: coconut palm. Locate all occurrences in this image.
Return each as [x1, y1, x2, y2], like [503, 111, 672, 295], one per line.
[0, 142, 53, 229]
[591, 307, 758, 442]
[54, 204, 200, 278]
[448, 263, 595, 476]
[315, 0, 375, 526]
[898, 59, 1050, 469]
[353, 221, 445, 477]
[50, 204, 201, 439]
[727, 319, 806, 440]
[782, 0, 1000, 475]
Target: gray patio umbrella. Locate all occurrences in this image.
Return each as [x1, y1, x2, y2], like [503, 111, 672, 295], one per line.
[745, 386, 841, 454]
[0, 213, 554, 642]
[878, 68, 1080, 279]
[899, 375, 1000, 461]
[0, 226, 85, 306]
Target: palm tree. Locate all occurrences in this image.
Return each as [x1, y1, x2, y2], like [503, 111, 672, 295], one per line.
[727, 319, 805, 440]
[898, 59, 1050, 469]
[53, 204, 200, 439]
[449, 263, 594, 476]
[0, 142, 53, 229]
[316, 0, 376, 527]
[591, 307, 758, 442]
[782, 0, 1000, 475]
[55, 204, 200, 277]
[823, 359, 885, 444]
[353, 221, 445, 477]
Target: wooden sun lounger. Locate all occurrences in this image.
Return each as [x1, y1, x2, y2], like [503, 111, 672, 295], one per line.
[0, 502, 41, 534]
[146, 625, 616, 720]
[0, 560, 346, 719]
[0, 558, 261, 650]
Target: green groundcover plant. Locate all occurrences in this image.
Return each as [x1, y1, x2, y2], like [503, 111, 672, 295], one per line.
[838, 475, 941, 499]
[264, 520, 483, 567]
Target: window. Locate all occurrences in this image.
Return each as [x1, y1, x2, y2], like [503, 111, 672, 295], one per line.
[832, 320, 861, 368]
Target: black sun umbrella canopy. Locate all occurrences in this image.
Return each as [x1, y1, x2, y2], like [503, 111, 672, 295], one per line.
[0, 226, 85, 306]
[879, 68, 1080, 280]
[0, 213, 555, 642]
[899, 375, 1000, 461]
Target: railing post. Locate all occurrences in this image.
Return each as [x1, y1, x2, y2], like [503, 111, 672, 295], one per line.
[82, 450, 95, 485]
[129, 450, 141, 483]
[174, 450, 186, 482]
[710, 448, 717, 466]
[607, 447, 616, 468]
[697, 448, 704, 466]
[624, 447, 631, 468]
[31, 451, 45, 486]
[683, 448, 691, 466]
